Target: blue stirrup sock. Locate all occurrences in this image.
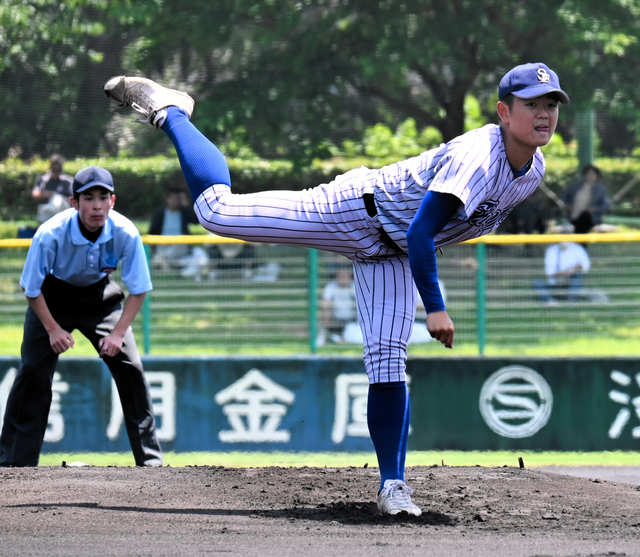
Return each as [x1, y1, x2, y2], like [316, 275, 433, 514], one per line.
[161, 106, 231, 203]
[367, 381, 410, 490]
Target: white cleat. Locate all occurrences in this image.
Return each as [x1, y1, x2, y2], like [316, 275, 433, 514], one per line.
[376, 479, 422, 517]
[104, 76, 195, 128]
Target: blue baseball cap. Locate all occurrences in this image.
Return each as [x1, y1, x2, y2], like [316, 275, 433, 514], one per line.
[73, 166, 115, 195]
[499, 63, 570, 105]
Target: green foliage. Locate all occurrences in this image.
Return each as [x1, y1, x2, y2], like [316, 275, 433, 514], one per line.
[0, 0, 130, 158]
[337, 119, 442, 161]
[4, 150, 640, 223]
[2, 1, 640, 163]
[464, 96, 485, 133]
[362, 124, 395, 159]
[540, 134, 577, 158]
[0, 155, 308, 221]
[106, 0, 640, 162]
[0, 220, 36, 240]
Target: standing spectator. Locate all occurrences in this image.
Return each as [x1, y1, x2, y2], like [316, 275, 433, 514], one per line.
[0, 166, 162, 467]
[32, 155, 74, 226]
[562, 165, 611, 233]
[497, 189, 548, 235]
[149, 188, 197, 238]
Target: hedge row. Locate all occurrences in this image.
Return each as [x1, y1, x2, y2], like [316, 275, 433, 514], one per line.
[2, 154, 640, 222]
[0, 156, 346, 222]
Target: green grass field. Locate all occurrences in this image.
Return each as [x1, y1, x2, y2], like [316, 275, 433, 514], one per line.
[37, 450, 640, 468]
[3, 322, 640, 357]
[3, 238, 640, 357]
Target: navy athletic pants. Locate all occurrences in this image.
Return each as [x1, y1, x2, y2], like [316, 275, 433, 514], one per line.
[0, 297, 162, 467]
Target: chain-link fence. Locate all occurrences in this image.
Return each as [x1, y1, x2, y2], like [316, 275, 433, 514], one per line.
[1, 234, 639, 357]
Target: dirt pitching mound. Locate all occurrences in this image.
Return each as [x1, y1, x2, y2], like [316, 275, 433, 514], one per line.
[2, 464, 640, 556]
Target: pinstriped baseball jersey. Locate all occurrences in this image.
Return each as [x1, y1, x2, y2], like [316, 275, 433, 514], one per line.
[185, 121, 546, 385]
[374, 124, 545, 252]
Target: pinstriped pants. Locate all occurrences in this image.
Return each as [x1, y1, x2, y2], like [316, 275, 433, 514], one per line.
[194, 168, 418, 384]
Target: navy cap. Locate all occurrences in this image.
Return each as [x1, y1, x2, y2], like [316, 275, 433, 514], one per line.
[73, 166, 115, 195]
[499, 63, 570, 105]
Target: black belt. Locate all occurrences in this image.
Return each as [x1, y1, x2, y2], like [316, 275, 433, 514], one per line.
[363, 194, 402, 252]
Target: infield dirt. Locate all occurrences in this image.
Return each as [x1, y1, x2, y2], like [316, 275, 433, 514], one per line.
[2, 464, 640, 556]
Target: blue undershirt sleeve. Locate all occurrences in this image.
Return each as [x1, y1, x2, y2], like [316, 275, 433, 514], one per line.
[406, 191, 462, 313]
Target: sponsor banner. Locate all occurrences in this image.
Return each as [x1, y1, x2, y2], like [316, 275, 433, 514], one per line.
[1, 357, 640, 453]
[409, 358, 640, 451]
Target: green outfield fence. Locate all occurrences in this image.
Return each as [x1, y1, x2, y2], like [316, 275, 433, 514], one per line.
[1, 232, 639, 356]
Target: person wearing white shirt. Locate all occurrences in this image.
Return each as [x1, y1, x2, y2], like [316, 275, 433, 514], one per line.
[534, 241, 591, 303]
[319, 266, 357, 344]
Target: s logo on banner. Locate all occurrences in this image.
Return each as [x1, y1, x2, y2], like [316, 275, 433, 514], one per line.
[479, 365, 553, 438]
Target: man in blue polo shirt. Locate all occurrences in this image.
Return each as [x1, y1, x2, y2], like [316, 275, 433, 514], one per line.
[0, 166, 162, 467]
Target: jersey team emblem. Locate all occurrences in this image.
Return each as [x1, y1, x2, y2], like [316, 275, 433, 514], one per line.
[469, 200, 516, 234]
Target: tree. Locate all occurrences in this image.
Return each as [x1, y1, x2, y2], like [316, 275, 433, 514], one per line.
[4, 1, 640, 161]
[0, 0, 135, 159]
[117, 0, 640, 161]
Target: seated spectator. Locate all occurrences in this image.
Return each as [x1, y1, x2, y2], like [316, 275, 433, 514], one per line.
[334, 268, 447, 346]
[148, 188, 207, 279]
[208, 242, 258, 281]
[562, 165, 611, 233]
[318, 265, 356, 345]
[533, 242, 591, 304]
[32, 154, 74, 226]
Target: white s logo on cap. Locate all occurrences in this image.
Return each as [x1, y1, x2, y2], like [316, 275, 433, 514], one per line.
[537, 68, 550, 83]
